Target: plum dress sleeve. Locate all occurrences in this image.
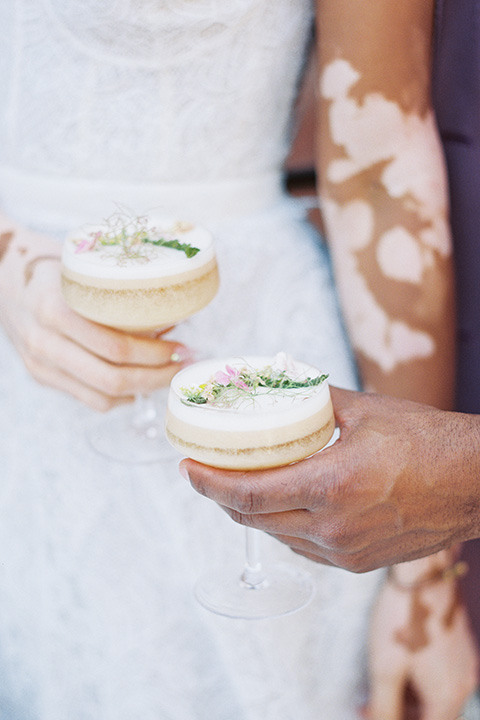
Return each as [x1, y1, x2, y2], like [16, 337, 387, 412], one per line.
[433, 0, 480, 654]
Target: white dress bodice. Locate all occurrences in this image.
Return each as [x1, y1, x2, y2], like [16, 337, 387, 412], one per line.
[0, 0, 313, 230]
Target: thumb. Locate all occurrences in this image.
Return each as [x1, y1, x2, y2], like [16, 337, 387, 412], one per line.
[369, 674, 405, 720]
[421, 692, 464, 720]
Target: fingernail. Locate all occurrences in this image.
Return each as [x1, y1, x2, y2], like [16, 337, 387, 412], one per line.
[179, 463, 190, 481]
[171, 348, 197, 365]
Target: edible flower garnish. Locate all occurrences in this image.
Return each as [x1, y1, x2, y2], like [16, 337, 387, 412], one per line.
[73, 212, 200, 262]
[214, 365, 249, 390]
[181, 355, 328, 409]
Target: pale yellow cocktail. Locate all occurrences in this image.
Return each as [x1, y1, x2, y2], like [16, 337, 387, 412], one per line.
[166, 354, 334, 470]
[61, 216, 219, 332]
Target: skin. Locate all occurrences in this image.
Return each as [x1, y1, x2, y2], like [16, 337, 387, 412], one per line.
[316, 1, 476, 714]
[0, 231, 14, 261]
[316, 0, 454, 408]
[369, 554, 478, 720]
[0, 214, 194, 411]
[181, 387, 480, 571]
[182, 388, 480, 717]
[184, 1, 478, 716]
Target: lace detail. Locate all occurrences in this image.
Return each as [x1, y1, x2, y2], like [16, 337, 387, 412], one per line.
[0, 3, 382, 719]
[43, 0, 261, 68]
[0, 0, 313, 192]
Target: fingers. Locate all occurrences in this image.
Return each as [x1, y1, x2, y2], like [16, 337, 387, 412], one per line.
[218, 503, 353, 562]
[421, 685, 475, 720]
[22, 352, 129, 411]
[268, 532, 335, 565]
[422, 703, 463, 720]
[22, 323, 182, 399]
[180, 457, 382, 571]
[181, 457, 455, 571]
[39, 295, 192, 367]
[219, 505, 313, 538]
[369, 673, 405, 720]
[422, 698, 467, 720]
[7, 240, 194, 409]
[181, 452, 335, 514]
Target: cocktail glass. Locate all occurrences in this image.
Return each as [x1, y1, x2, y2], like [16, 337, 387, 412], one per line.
[165, 355, 335, 618]
[61, 214, 219, 464]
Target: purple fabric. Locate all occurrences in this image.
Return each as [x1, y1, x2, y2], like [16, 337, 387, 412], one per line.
[433, 0, 480, 413]
[432, 0, 480, 645]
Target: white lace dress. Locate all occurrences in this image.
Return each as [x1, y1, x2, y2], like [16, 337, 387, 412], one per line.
[0, 2, 382, 719]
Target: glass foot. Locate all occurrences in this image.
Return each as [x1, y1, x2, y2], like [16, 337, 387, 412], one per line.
[87, 404, 176, 464]
[194, 561, 315, 619]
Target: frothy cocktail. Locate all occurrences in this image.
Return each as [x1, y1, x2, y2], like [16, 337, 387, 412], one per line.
[166, 354, 335, 470]
[61, 216, 219, 331]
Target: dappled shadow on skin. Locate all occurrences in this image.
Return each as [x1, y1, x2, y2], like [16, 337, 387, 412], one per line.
[402, 683, 422, 720]
[360, 682, 421, 720]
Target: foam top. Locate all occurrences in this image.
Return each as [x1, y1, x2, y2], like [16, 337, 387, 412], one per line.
[61, 217, 215, 280]
[168, 355, 331, 431]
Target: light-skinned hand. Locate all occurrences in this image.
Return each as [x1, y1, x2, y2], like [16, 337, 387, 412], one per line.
[0, 223, 193, 411]
[367, 569, 478, 720]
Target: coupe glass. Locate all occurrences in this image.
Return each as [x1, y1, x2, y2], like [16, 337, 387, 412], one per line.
[61, 214, 219, 464]
[165, 355, 335, 619]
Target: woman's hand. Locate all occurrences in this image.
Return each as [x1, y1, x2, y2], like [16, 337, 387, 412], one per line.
[367, 554, 479, 720]
[0, 222, 193, 410]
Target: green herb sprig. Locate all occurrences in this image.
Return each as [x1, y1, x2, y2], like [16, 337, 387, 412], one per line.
[256, 372, 328, 390]
[180, 361, 328, 409]
[74, 212, 200, 262]
[142, 237, 200, 258]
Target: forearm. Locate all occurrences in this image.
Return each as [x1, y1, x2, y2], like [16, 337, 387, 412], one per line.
[315, 0, 454, 410]
[390, 546, 462, 583]
[318, 133, 455, 410]
[318, 131, 458, 571]
[316, 67, 458, 577]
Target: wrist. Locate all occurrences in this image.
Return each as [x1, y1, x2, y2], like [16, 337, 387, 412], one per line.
[388, 552, 468, 591]
[391, 547, 461, 584]
[0, 216, 60, 288]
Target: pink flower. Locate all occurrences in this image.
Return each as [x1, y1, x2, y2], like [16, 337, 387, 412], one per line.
[74, 233, 98, 254]
[214, 365, 249, 390]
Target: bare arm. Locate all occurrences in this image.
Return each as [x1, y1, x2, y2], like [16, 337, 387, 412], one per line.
[316, 0, 455, 409]
[314, 10, 479, 714]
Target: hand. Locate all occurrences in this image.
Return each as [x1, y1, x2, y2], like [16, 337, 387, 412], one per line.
[0, 224, 193, 410]
[367, 564, 479, 720]
[180, 387, 480, 571]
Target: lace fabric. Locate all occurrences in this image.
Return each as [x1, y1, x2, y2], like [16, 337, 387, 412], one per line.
[1, 0, 313, 190]
[0, 3, 382, 719]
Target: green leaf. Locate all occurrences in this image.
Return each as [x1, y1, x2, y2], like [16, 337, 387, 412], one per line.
[142, 237, 201, 258]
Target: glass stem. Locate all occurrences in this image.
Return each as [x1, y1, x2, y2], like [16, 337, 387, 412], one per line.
[133, 394, 158, 436]
[241, 528, 267, 588]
